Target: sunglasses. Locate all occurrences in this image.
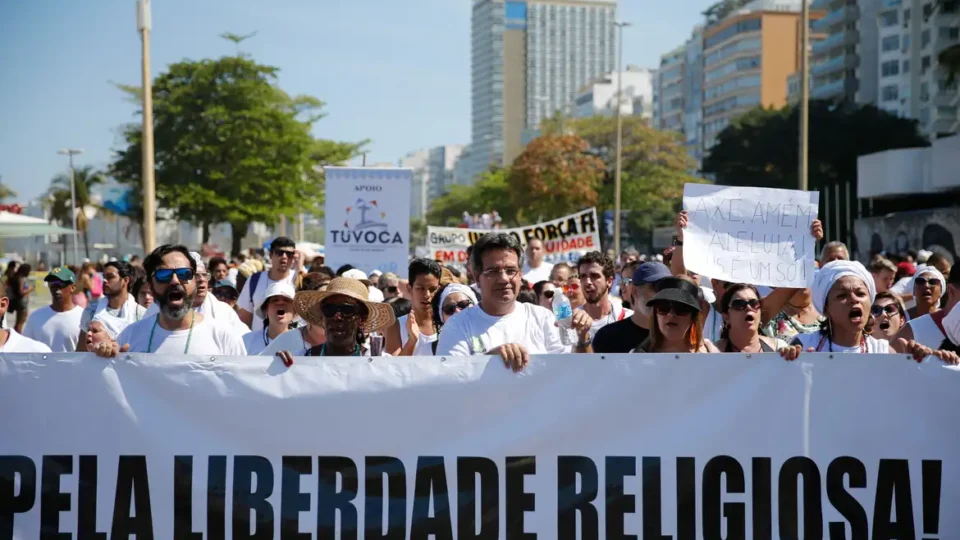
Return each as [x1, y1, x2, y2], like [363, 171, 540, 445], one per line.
[543, 289, 556, 300]
[563, 282, 581, 292]
[320, 302, 362, 319]
[871, 304, 900, 317]
[915, 278, 941, 288]
[272, 250, 296, 259]
[47, 280, 70, 291]
[654, 302, 698, 317]
[153, 268, 194, 283]
[729, 298, 761, 312]
[442, 300, 474, 315]
[383, 286, 399, 294]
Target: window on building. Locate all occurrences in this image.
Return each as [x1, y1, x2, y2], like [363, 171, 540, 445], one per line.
[922, 3, 933, 19]
[903, 59, 910, 73]
[937, 106, 957, 117]
[882, 35, 900, 51]
[881, 60, 900, 76]
[920, 107, 930, 124]
[921, 29, 931, 48]
[921, 55, 931, 73]
[881, 10, 898, 27]
[881, 85, 899, 101]
[921, 81, 930, 100]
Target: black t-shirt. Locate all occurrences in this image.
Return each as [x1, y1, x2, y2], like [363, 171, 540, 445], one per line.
[592, 317, 650, 353]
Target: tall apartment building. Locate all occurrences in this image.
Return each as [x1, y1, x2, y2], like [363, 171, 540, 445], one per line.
[401, 145, 466, 220]
[701, 0, 821, 154]
[809, 0, 879, 102]
[873, 0, 959, 136]
[655, 46, 687, 133]
[460, 0, 617, 185]
[683, 26, 705, 165]
[572, 67, 655, 119]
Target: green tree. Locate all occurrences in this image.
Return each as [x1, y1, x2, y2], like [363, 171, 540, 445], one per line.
[702, 0, 751, 23]
[110, 36, 365, 255]
[45, 166, 106, 259]
[0, 175, 16, 202]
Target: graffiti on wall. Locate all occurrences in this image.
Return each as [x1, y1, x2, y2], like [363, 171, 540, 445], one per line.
[854, 207, 960, 264]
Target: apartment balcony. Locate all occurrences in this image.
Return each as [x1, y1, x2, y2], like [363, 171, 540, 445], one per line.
[812, 55, 845, 78]
[812, 78, 845, 100]
[811, 32, 845, 56]
[934, 89, 960, 107]
[812, 8, 844, 31]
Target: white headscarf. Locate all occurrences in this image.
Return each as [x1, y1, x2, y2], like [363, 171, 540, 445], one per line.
[439, 283, 478, 311]
[913, 266, 947, 299]
[812, 260, 876, 315]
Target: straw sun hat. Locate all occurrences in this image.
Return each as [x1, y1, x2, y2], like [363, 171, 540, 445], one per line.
[294, 277, 395, 334]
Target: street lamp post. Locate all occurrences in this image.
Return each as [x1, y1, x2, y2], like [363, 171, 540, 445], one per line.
[57, 149, 83, 265]
[138, 0, 157, 254]
[534, 95, 549, 136]
[613, 20, 631, 256]
[799, 0, 810, 191]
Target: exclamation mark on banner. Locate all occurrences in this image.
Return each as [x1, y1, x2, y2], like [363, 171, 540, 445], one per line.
[922, 460, 942, 540]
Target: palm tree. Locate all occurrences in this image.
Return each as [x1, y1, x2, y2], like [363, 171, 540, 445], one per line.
[0, 175, 16, 202]
[45, 166, 106, 259]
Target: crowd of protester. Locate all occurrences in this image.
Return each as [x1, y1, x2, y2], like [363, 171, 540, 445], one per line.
[0, 225, 957, 368]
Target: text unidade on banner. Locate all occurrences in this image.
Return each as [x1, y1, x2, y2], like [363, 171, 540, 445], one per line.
[1, 353, 957, 538]
[324, 166, 412, 278]
[428, 208, 600, 266]
[682, 184, 820, 288]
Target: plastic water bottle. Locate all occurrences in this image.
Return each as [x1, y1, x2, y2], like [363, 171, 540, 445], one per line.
[552, 291, 575, 346]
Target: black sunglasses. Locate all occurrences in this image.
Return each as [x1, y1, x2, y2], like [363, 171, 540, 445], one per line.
[442, 300, 474, 315]
[729, 298, 761, 312]
[654, 302, 698, 317]
[915, 278, 940, 288]
[871, 304, 900, 317]
[383, 286, 399, 294]
[543, 289, 555, 300]
[153, 268, 194, 284]
[272, 249, 296, 259]
[320, 302, 362, 319]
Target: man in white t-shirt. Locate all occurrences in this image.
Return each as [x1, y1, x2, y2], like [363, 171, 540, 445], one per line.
[522, 239, 554, 284]
[78, 260, 147, 351]
[577, 251, 633, 339]
[93, 244, 247, 357]
[22, 267, 84, 352]
[237, 236, 300, 331]
[0, 280, 51, 352]
[436, 232, 592, 370]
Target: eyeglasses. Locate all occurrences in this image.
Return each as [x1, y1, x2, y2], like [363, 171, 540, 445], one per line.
[383, 286, 399, 294]
[621, 278, 633, 286]
[153, 268, 194, 283]
[320, 302, 362, 319]
[481, 267, 520, 279]
[47, 280, 69, 291]
[871, 304, 900, 317]
[442, 300, 474, 315]
[654, 302, 698, 317]
[273, 250, 296, 259]
[729, 298, 761, 312]
[915, 278, 941, 288]
[196, 271, 211, 281]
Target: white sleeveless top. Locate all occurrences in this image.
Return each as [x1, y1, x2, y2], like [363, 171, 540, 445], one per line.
[398, 314, 438, 356]
[908, 314, 946, 349]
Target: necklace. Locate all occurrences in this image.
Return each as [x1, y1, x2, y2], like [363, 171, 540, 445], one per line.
[262, 327, 270, 346]
[147, 312, 196, 353]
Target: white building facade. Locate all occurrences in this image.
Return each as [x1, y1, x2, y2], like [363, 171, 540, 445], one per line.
[571, 67, 655, 119]
[401, 145, 467, 220]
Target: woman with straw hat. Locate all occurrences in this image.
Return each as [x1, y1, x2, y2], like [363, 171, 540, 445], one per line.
[275, 277, 396, 366]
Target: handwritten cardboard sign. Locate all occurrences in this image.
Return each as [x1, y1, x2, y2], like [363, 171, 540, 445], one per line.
[682, 184, 820, 288]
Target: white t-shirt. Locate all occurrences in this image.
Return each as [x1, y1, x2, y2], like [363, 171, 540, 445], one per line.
[242, 328, 290, 356]
[791, 331, 891, 354]
[117, 314, 247, 355]
[144, 295, 248, 336]
[0, 329, 52, 353]
[80, 294, 148, 338]
[22, 305, 84, 352]
[581, 297, 634, 339]
[398, 314, 438, 356]
[435, 301, 566, 356]
[260, 326, 312, 356]
[237, 271, 297, 331]
[522, 262, 554, 285]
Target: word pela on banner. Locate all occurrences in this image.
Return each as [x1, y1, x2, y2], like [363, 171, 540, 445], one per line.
[1, 454, 943, 539]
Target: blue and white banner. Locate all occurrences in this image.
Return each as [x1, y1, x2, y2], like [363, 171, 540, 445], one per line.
[1, 353, 958, 538]
[324, 166, 411, 278]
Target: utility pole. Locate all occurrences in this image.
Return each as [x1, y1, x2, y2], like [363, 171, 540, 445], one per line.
[57, 149, 83, 264]
[613, 20, 631, 255]
[799, 0, 810, 191]
[138, 0, 157, 254]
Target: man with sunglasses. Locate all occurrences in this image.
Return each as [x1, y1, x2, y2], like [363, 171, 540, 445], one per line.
[93, 245, 247, 357]
[237, 236, 300, 332]
[22, 267, 84, 352]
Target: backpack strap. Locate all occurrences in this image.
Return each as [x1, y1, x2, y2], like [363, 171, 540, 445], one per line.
[248, 271, 263, 304]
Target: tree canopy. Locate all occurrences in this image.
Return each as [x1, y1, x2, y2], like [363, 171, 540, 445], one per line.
[45, 166, 106, 258]
[110, 37, 365, 255]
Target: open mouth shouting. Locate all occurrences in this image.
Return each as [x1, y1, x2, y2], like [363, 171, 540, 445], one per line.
[879, 320, 891, 331]
[848, 306, 864, 325]
[744, 312, 757, 324]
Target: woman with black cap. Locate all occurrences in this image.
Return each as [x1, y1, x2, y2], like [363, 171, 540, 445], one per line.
[633, 277, 719, 354]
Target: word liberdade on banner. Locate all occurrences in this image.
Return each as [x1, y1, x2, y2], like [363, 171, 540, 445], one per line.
[683, 184, 820, 288]
[324, 166, 412, 278]
[428, 208, 600, 266]
[2, 353, 957, 538]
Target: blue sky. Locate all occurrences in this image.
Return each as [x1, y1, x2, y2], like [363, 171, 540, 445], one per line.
[0, 0, 713, 201]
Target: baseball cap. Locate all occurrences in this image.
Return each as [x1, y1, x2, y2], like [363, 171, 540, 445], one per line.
[212, 279, 237, 292]
[45, 267, 76, 284]
[342, 268, 372, 286]
[633, 262, 672, 285]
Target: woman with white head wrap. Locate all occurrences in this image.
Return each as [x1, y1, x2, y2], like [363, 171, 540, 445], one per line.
[907, 266, 946, 319]
[427, 283, 479, 354]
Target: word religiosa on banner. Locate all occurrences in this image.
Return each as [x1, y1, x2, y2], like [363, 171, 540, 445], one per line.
[1, 354, 957, 538]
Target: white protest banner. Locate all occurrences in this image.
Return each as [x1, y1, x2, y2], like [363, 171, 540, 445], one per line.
[428, 208, 600, 266]
[2, 353, 958, 538]
[324, 166, 411, 278]
[683, 184, 820, 288]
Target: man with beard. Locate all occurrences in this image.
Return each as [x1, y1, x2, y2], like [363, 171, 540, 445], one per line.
[77, 260, 147, 351]
[436, 233, 592, 369]
[593, 262, 672, 353]
[577, 251, 633, 339]
[237, 236, 300, 331]
[93, 244, 246, 356]
[23, 267, 84, 352]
